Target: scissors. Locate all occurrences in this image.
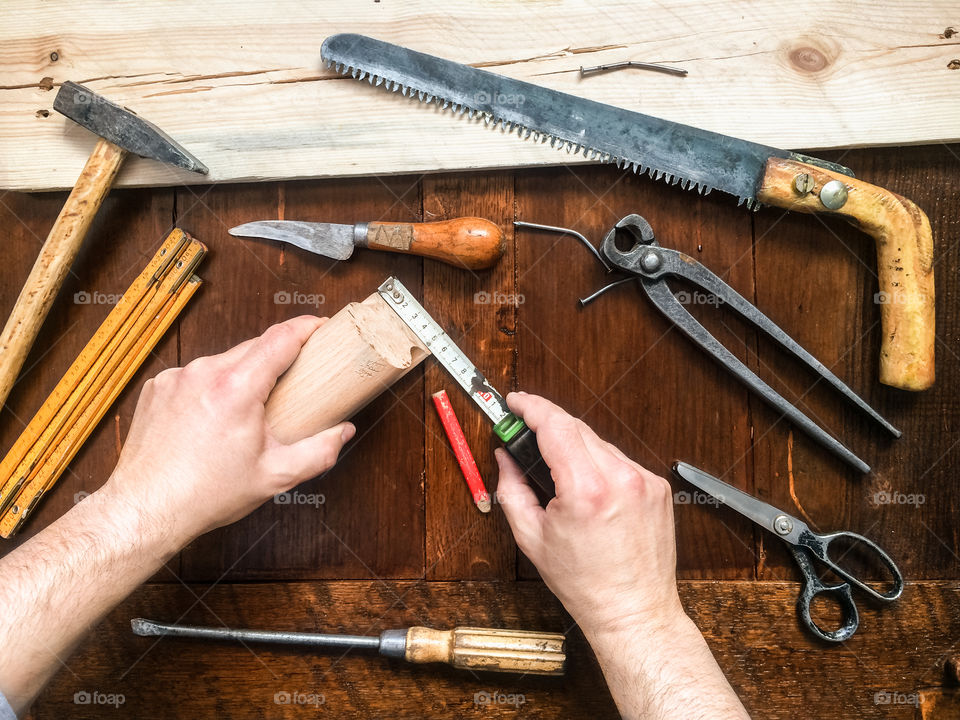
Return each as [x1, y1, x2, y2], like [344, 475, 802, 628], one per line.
[673, 461, 904, 642]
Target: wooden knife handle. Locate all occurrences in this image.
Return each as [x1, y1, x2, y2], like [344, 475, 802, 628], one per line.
[757, 157, 934, 391]
[0, 138, 126, 408]
[363, 218, 504, 270]
[404, 626, 566, 676]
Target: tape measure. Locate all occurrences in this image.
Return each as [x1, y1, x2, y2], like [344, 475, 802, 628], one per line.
[378, 277, 553, 499]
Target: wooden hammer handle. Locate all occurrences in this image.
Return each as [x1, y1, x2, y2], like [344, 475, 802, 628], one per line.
[363, 218, 504, 270]
[404, 626, 566, 676]
[0, 138, 126, 408]
[757, 157, 935, 391]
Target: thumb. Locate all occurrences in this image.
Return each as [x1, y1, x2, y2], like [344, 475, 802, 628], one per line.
[268, 422, 356, 485]
[495, 448, 545, 555]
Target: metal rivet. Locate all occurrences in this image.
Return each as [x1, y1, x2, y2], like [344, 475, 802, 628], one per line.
[793, 173, 815, 195]
[819, 179, 848, 210]
[640, 250, 661, 273]
[773, 514, 793, 535]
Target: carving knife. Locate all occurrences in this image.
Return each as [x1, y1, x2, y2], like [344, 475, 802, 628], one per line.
[229, 217, 504, 270]
[320, 33, 935, 392]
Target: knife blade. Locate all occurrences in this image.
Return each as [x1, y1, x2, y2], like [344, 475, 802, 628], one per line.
[229, 217, 505, 270]
[320, 33, 935, 392]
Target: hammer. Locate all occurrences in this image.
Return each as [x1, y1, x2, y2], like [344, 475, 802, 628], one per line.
[0, 81, 207, 409]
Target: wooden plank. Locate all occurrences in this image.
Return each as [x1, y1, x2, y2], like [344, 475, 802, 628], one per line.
[421, 172, 517, 580]
[26, 579, 960, 719]
[0, 187, 178, 569]
[514, 165, 758, 579]
[751, 144, 960, 581]
[175, 177, 428, 581]
[2, 1, 959, 190]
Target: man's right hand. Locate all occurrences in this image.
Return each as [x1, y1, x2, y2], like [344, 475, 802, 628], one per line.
[495, 392, 750, 720]
[494, 392, 684, 643]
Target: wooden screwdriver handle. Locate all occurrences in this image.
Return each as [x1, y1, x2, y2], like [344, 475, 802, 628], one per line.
[757, 157, 935, 391]
[363, 218, 504, 270]
[0, 138, 126, 408]
[404, 626, 566, 676]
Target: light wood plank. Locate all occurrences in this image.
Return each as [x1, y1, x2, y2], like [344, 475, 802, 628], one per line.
[1, 0, 957, 190]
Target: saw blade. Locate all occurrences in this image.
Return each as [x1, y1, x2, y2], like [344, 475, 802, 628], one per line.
[321, 34, 814, 208]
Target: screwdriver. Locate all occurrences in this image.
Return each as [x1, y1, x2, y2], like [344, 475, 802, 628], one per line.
[377, 277, 556, 501]
[131, 618, 565, 676]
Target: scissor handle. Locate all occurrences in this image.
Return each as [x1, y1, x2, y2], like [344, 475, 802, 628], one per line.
[798, 529, 905, 602]
[790, 547, 860, 643]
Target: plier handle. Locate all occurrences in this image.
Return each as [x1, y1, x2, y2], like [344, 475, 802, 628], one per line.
[597, 214, 898, 473]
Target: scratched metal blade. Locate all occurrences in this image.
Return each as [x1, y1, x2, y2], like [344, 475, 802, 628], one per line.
[229, 220, 355, 261]
[320, 34, 847, 207]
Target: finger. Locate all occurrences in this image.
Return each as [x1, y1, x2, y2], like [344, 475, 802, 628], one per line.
[494, 448, 545, 553]
[268, 422, 355, 484]
[237, 316, 325, 400]
[505, 392, 599, 492]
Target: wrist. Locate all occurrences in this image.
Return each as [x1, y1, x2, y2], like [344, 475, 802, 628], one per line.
[91, 476, 191, 559]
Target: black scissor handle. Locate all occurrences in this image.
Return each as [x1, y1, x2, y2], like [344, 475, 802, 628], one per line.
[798, 529, 905, 602]
[790, 546, 860, 643]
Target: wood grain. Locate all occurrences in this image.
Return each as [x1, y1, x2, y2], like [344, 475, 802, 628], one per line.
[24, 580, 960, 719]
[514, 165, 759, 579]
[0, 138, 125, 406]
[265, 291, 429, 444]
[421, 173, 517, 581]
[757, 156, 936, 391]
[2, 1, 958, 190]
[174, 177, 430, 582]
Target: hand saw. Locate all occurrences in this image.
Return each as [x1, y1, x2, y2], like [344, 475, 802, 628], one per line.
[321, 34, 935, 392]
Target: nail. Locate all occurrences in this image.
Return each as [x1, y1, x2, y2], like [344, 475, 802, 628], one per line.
[341, 423, 356, 443]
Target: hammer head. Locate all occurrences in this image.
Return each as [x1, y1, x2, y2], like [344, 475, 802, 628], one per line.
[53, 81, 208, 174]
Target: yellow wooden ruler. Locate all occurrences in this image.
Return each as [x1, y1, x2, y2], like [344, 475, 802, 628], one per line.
[0, 229, 206, 537]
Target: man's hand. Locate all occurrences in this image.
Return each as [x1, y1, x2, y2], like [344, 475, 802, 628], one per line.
[104, 315, 355, 547]
[0, 316, 354, 715]
[495, 392, 683, 642]
[495, 392, 749, 720]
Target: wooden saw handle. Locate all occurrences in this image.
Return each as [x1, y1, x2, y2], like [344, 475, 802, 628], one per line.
[404, 626, 566, 676]
[757, 157, 935, 391]
[0, 138, 126, 408]
[363, 218, 504, 270]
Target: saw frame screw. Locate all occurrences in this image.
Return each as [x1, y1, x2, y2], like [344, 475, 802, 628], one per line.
[793, 173, 815, 195]
[819, 180, 849, 210]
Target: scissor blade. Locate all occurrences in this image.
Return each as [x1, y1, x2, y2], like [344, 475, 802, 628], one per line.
[673, 462, 803, 536]
[229, 221, 356, 261]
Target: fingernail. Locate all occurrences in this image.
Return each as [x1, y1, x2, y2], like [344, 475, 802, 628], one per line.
[341, 423, 356, 443]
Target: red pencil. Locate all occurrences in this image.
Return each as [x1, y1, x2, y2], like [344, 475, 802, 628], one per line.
[432, 389, 491, 513]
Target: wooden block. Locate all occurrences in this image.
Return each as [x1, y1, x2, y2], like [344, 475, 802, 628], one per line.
[265, 291, 429, 444]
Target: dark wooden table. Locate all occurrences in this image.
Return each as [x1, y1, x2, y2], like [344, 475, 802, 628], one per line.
[2, 144, 959, 718]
